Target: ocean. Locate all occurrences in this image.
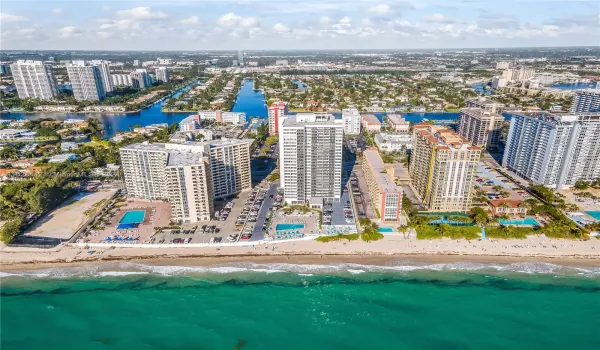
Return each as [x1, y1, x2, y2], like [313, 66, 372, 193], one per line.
[2, 260, 600, 350]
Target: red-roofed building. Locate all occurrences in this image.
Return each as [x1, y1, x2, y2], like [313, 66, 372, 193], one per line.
[268, 101, 288, 135]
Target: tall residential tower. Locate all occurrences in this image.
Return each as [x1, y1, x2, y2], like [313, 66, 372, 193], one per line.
[502, 113, 600, 189]
[66, 61, 106, 102]
[279, 113, 343, 205]
[10, 60, 57, 100]
[410, 124, 480, 212]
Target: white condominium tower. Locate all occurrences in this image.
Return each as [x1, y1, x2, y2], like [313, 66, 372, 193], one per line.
[130, 69, 151, 89]
[571, 90, 600, 113]
[10, 60, 57, 100]
[66, 61, 106, 102]
[342, 107, 361, 134]
[120, 139, 252, 223]
[155, 67, 170, 83]
[410, 124, 481, 212]
[502, 113, 600, 189]
[89, 60, 113, 93]
[279, 113, 343, 204]
[457, 108, 505, 150]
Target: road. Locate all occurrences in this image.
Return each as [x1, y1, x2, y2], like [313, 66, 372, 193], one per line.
[249, 183, 278, 242]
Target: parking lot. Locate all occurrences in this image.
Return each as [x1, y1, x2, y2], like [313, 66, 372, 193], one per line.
[151, 189, 255, 244]
[473, 163, 530, 202]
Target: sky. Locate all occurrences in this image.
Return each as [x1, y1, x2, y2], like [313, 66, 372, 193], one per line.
[1, 0, 599, 50]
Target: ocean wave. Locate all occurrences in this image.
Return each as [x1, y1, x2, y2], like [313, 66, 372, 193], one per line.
[2, 261, 600, 280]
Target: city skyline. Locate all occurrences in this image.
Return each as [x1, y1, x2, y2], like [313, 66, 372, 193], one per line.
[1, 0, 599, 50]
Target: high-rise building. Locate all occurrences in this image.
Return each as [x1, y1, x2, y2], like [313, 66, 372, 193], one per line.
[502, 68, 535, 83]
[342, 107, 361, 134]
[502, 113, 600, 189]
[570, 90, 600, 113]
[156, 58, 172, 65]
[155, 67, 170, 83]
[66, 61, 106, 102]
[10, 60, 57, 100]
[268, 101, 288, 135]
[457, 108, 505, 150]
[120, 139, 252, 223]
[279, 113, 343, 205]
[133, 60, 140, 67]
[0, 64, 7, 75]
[89, 60, 113, 93]
[465, 97, 505, 113]
[362, 148, 403, 222]
[237, 50, 244, 66]
[496, 61, 512, 70]
[130, 69, 151, 89]
[410, 124, 481, 212]
[111, 74, 132, 87]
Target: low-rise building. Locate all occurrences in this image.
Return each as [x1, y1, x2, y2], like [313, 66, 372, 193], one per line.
[386, 114, 410, 133]
[48, 153, 78, 163]
[0, 129, 31, 140]
[465, 97, 505, 113]
[361, 114, 381, 132]
[374, 133, 412, 153]
[362, 148, 403, 222]
[488, 199, 526, 217]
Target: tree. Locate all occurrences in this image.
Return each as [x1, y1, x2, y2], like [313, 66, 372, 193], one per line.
[35, 127, 59, 138]
[471, 207, 490, 226]
[573, 180, 590, 190]
[0, 216, 23, 243]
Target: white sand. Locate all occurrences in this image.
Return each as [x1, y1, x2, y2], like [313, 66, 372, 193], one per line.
[2, 234, 600, 268]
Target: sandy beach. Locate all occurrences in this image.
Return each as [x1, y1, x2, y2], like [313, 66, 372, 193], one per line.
[2, 235, 600, 271]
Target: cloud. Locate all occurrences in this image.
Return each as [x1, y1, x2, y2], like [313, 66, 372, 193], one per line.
[18, 28, 36, 35]
[319, 16, 332, 25]
[116, 7, 167, 20]
[367, 4, 394, 17]
[421, 13, 445, 22]
[217, 12, 259, 28]
[99, 19, 139, 31]
[0, 13, 28, 22]
[58, 26, 82, 38]
[181, 16, 200, 25]
[97, 31, 113, 39]
[273, 23, 290, 33]
[51, 9, 64, 15]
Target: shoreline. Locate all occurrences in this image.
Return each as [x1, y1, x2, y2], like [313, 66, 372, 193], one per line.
[3, 236, 600, 271]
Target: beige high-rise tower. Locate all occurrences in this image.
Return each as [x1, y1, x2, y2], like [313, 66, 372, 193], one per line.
[409, 124, 481, 212]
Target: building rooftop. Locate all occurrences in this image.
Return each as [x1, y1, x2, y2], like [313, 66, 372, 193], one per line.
[386, 114, 408, 125]
[282, 113, 341, 127]
[361, 114, 381, 125]
[460, 108, 503, 120]
[466, 96, 506, 107]
[363, 148, 401, 194]
[414, 123, 479, 151]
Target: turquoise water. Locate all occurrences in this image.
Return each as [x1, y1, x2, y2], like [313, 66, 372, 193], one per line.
[276, 223, 305, 231]
[378, 227, 394, 233]
[119, 210, 145, 224]
[585, 211, 600, 221]
[2, 261, 600, 350]
[499, 218, 540, 226]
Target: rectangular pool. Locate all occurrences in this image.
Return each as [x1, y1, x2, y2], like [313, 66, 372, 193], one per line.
[276, 223, 305, 231]
[499, 218, 540, 226]
[378, 227, 394, 233]
[119, 210, 146, 225]
[585, 211, 600, 221]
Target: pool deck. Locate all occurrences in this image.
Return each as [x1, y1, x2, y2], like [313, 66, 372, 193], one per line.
[269, 210, 319, 238]
[86, 200, 171, 243]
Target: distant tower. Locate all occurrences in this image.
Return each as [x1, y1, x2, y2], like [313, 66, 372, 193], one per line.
[237, 50, 244, 66]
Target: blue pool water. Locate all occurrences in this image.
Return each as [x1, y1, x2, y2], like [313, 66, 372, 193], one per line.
[378, 227, 394, 233]
[119, 210, 146, 225]
[585, 211, 600, 221]
[276, 223, 305, 231]
[499, 218, 540, 226]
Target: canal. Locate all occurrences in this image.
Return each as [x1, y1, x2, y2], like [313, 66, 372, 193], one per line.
[3, 79, 474, 138]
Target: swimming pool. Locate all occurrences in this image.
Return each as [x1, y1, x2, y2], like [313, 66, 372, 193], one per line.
[585, 211, 600, 221]
[499, 218, 540, 226]
[119, 210, 146, 225]
[378, 227, 394, 233]
[276, 223, 305, 231]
